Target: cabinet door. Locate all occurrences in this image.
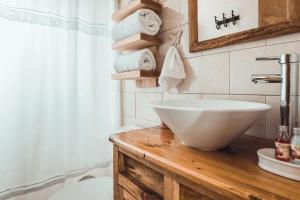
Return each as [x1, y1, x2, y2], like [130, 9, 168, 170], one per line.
[180, 185, 217, 200]
[118, 174, 162, 200]
[124, 156, 164, 196]
[122, 190, 137, 200]
[115, 186, 137, 200]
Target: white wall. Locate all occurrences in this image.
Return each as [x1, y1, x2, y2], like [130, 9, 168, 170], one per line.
[120, 0, 300, 140]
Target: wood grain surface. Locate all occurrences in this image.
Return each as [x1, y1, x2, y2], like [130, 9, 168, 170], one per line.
[110, 127, 300, 200]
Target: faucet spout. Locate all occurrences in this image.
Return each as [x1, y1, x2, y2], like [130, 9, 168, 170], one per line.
[251, 53, 299, 135]
[251, 74, 282, 84]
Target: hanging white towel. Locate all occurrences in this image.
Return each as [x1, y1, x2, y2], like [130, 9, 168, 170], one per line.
[113, 49, 156, 73]
[112, 9, 162, 42]
[159, 46, 185, 91]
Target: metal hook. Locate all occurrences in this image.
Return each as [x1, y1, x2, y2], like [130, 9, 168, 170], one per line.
[232, 10, 237, 25]
[223, 13, 228, 27]
[215, 16, 220, 29]
[214, 10, 240, 30]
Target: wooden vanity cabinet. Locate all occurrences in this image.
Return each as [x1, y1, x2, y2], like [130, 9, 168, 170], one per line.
[114, 149, 217, 200]
[110, 127, 300, 200]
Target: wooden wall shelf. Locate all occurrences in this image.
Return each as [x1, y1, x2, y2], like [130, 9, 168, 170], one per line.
[112, 70, 158, 88]
[112, 0, 162, 88]
[111, 70, 157, 80]
[112, 0, 162, 21]
[112, 33, 161, 51]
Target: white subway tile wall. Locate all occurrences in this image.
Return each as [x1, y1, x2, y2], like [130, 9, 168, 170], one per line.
[136, 92, 163, 122]
[121, 93, 136, 117]
[119, 0, 300, 139]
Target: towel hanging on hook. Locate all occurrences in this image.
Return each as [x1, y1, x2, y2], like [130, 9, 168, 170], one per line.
[159, 30, 185, 91]
[169, 30, 183, 47]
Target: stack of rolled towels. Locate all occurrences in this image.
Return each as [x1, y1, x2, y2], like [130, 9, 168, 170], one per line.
[112, 9, 162, 73]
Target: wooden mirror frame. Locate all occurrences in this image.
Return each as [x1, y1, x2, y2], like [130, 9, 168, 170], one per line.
[189, 0, 300, 52]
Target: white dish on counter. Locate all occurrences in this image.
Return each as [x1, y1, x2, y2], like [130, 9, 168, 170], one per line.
[257, 148, 300, 181]
[151, 99, 271, 150]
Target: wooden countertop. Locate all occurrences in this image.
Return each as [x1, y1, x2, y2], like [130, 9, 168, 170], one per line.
[110, 127, 300, 200]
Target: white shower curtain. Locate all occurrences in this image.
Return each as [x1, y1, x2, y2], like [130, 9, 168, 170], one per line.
[0, 0, 119, 198]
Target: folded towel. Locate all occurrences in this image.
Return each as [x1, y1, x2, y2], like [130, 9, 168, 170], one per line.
[114, 49, 156, 73]
[158, 46, 185, 91]
[112, 9, 162, 42]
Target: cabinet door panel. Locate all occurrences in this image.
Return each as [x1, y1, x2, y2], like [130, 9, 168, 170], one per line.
[180, 185, 214, 200]
[119, 174, 162, 200]
[124, 155, 164, 196]
[123, 189, 137, 200]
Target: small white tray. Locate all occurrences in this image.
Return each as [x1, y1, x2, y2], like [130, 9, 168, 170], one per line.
[257, 148, 300, 181]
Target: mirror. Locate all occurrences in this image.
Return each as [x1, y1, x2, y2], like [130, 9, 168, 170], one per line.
[188, 0, 300, 52]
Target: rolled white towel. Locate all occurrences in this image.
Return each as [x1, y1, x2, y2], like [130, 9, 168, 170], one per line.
[114, 49, 156, 73]
[112, 9, 162, 42]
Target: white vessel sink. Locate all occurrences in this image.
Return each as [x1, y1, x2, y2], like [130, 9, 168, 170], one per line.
[151, 99, 271, 151]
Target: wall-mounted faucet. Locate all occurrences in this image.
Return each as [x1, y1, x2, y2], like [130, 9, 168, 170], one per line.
[251, 53, 299, 135]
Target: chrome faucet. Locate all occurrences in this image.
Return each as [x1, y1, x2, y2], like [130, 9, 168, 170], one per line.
[251, 53, 299, 135]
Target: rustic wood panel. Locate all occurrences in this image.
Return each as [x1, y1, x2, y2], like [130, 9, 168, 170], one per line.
[118, 186, 125, 200]
[116, 135, 274, 200]
[123, 188, 137, 200]
[164, 176, 180, 200]
[114, 145, 121, 200]
[259, 0, 287, 26]
[119, 145, 232, 200]
[180, 185, 213, 200]
[124, 156, 164, 196]
[189, 0, 300, 52]
[110, 127, 300, 200]
[118, 174, 162, 200]
[287, 0, 300, 26]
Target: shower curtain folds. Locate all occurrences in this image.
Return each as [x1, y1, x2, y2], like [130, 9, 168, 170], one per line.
[0, 0, 119, 198]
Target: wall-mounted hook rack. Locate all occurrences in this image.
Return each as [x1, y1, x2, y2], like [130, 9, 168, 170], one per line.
[215, 10, 240, 30]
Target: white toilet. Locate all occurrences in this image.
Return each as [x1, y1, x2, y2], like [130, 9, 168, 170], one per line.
[49, 176, 113, 200]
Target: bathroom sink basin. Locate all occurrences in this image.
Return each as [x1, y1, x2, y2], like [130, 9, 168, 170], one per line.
[151, 99, 271, 151]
